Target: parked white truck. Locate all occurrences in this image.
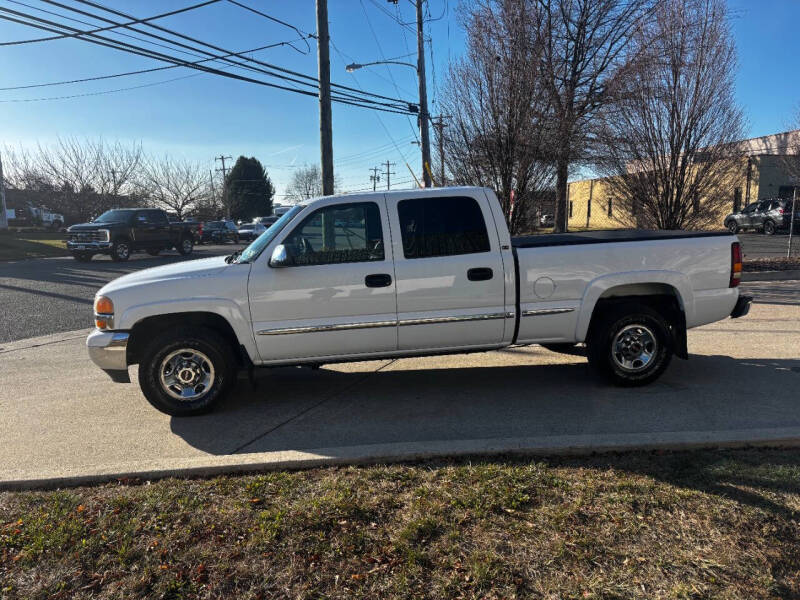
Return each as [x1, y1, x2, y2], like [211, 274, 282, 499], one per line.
[87, 187, 751, 416]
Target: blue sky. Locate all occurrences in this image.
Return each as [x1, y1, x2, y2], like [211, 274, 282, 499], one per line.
[0, 0, 797, 196]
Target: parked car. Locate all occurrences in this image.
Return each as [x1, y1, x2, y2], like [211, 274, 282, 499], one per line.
[200, 220, 240, 244]
[723, 198, 800, 235]
[167, 214, 202, 243]
[87, 186, 750, 416]
[237, 222, 266, 241]
[66, 208, 195, 262]
[539, 213, 554, 227]
[253, 215, 279, 227]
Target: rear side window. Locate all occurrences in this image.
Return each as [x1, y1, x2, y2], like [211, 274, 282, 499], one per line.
[397, 196, 490, 259]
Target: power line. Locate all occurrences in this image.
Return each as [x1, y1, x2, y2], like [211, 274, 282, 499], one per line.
[64, 0, 412, 105]
[225, 0, 313, 52]
[0, 6, 416, 114]
[0, 39, 307, 91]
[0, 0, 221, 46]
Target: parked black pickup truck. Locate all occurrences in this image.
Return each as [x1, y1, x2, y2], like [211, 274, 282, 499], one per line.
[66, 208, 196, 262]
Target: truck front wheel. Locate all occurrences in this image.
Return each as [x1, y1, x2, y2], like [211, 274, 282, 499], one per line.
[111, 238, 131, 262]
[587, 303, 672, 386]
[138, 326, 235, 416]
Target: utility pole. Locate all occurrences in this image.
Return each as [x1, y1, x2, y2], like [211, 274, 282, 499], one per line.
[369, 166, 381, 192]
[0, 152, 8, 230]
[789, 186, 797, 259]
[415, 0, 432, 188]
[215, 155, 232, 219]
[316, 0, 334, 196]
[383, 160, 396, 191]
[431, 115, 449, 187]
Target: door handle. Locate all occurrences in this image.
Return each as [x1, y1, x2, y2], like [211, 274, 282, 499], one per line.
[365, 273, 392, 288]
[467, 267, 493, 281]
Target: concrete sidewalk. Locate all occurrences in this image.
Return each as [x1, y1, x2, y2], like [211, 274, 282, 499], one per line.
[1, 303, 799, 489]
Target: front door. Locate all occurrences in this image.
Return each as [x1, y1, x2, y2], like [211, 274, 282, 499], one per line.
[249, 198, 398, 362]
[386, 192, 508, 351]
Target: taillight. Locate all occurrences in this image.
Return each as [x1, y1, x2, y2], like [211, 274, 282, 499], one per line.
[730, 242, 742, 288]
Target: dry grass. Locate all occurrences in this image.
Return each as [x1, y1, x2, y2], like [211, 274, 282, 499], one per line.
[1, 448, 799, 599]
[0, 233, 68, 261]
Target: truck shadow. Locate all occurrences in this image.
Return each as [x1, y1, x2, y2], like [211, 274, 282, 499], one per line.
[169, 352, 800, 459]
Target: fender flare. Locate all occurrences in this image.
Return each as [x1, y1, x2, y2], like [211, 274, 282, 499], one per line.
[118, 297, 258, 364]
[575, 270, 694, 342]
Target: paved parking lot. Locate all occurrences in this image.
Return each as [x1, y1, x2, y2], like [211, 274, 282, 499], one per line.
[0, 244, 241, 342]
[739, 232, 799, 259]
[1, 302, 798, 489]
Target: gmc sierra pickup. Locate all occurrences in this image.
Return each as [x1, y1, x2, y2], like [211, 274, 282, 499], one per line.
[67, 208, 196, 262]
[87, 187, 751, 416]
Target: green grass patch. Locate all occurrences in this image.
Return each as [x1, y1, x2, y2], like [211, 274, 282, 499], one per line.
[0, 232, 68, 260]
[1, 448, 799, 599]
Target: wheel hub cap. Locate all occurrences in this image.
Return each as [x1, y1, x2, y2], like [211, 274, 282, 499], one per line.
[159, 349, 215, 401]
[612, 325, 657, 372]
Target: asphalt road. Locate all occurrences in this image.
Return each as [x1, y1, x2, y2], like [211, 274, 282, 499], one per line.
[0, 244, 243, 343]
[738, 232, 800, 259]
[1, 302, 798, 488]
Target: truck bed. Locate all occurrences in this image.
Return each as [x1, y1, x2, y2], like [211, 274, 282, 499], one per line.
[512, 229, 733, 249]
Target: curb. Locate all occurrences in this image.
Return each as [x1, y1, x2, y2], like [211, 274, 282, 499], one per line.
[3, 427, 800, 491]
[741, 269, 800, 282]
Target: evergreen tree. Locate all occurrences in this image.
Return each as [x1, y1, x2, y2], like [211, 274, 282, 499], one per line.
[224, 156, 274, 221]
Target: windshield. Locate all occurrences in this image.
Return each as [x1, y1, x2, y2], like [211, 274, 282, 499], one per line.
[94, 210, 133, 223]
[239, 224, 255, 230]
[236, 205, 304, 263]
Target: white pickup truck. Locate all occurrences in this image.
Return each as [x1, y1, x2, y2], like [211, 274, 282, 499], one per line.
[87, 187, 751, 416]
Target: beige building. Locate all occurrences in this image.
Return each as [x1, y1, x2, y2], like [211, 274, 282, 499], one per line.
[566, 130, 800, 230]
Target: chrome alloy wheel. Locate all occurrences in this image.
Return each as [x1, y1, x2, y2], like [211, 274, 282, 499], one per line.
[159, 348, 215, 401]
[117, 242, 130, 259]
[182, 238, 193, 253]
[611, 324, 657, 372]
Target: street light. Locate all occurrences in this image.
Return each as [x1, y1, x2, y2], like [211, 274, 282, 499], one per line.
[345, 61, 417, 73]
[344, 55, 432, 187]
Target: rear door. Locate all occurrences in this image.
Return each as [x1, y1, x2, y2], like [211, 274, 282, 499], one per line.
[249, 197, 397, 361]
[386, 191, 507, 351]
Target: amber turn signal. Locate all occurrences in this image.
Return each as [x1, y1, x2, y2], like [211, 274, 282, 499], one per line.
[94, 295, 113, 315]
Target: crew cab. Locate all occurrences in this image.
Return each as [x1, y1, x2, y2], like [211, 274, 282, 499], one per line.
[67, 208, 196, 262]
[87, 187, 751, 416]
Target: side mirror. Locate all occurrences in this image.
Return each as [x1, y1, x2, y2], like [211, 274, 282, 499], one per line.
[269, 244, 291, 268]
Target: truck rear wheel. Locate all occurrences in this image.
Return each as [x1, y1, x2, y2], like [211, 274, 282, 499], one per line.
[137, 326, 235, 416]
[587, 303, 672, 386]
[178, 236, 194, 256]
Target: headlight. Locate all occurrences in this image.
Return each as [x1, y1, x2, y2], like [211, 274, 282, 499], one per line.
[94, 295, 114, 329]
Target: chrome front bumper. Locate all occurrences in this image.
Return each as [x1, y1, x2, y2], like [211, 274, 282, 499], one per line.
[86, 330, 131, 382]
[66, 241, 112, 251]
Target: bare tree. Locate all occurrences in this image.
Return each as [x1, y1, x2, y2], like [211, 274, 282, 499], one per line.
[4, 138, 144, 221]
[286, 164, 328, 201]
[439, 0, 556, 234]
[537, 0, 652, 232]
[597, 0, 745, 230]
[139, 156, 208, 219]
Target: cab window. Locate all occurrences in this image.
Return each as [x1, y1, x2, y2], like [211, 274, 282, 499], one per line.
[397, 196, 490, 259]
[282, 202, 384, 266]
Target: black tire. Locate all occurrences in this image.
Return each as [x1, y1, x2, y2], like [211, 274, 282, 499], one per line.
[587, 303, 673, 387]
[147, 248, 161, 256]
[137, 326, 236, 416]
[72, 252, 93, 262]
[763, 220, 776, 235]
[110, 238, 131, 262]
[540, 343, 586, 357]
[725, 220, 739, 234]
[177, 236, 194, 256]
